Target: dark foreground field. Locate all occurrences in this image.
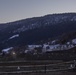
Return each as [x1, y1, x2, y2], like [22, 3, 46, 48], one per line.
[0, 60, 76, 75]
[0, 72, 76, 75]
[0, 70, 76, 75]
[28, 72, 76, 75]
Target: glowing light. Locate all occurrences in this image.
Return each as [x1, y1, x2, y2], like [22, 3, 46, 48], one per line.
[12, 52, 16, 55]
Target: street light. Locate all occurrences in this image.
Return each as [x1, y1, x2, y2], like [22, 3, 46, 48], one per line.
[12, 52, 16, 55]
[12, 51, 16, 59]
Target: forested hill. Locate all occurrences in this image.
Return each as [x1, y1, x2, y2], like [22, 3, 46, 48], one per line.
[0, 13, 76, 49]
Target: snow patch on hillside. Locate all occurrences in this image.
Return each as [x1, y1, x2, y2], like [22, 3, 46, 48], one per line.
[9, 34, 19, 40]
[2, 47, 13, 53]
[72, 39, 76, 44]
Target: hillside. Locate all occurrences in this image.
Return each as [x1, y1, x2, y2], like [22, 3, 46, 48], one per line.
[0, 13, 76, 49]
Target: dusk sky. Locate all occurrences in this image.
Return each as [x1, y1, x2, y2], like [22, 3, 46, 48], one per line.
[0, 0, 76, 23]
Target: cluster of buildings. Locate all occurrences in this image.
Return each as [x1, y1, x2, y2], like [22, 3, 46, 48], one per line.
[1, 44, 76, 54]
[1, 40, 76, 56]
[26, 44, 76, 53]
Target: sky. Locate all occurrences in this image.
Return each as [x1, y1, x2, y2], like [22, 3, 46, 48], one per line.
[0, 0, 76, 23]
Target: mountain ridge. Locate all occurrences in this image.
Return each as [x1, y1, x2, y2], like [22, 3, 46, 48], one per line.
[0, 13, 76, 49]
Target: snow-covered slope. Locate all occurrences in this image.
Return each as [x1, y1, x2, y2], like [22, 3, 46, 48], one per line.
[9, 34, 19, 40]
[2, 47, 13, 53]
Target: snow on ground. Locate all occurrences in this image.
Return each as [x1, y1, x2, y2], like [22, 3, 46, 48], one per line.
[28, 45, 42, 50]
[42, 44, 76, 52]
[9, 34, 19, 40]
[2, 47, 13, 53]
[25, 50, 29, 53]
[72, 39, 76, 44]
[66, 42, 70, 45]
[51, 40, 56, 44]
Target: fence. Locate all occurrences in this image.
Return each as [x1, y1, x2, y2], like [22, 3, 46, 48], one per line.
[0, 60, 74, 74]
